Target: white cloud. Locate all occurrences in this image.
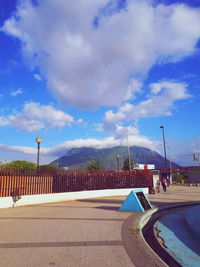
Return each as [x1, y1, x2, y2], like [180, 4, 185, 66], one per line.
[0, 132, 158, 164]
[2, 0, 200, 109]
[0, 144, 36, 154]
[103, 81, 192, 132]
[33, 73, 42, 81]
[0, 102, 82, 132]
[162, 137, 200, 166]
[10, 88, 23, 96]
[0, 135, 199, 166]
[0, 117, 9, 127]
[56, 135, 156, 152]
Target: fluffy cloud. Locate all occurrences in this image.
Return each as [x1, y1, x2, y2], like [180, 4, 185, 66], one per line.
[10, 88, 23, 97]
[0, 135, 197, 165]
[0, 102, 82, 132]
[103, 81, 192, 132]
[2, 0, 200, 108]
[0, 144, 35, 154]
[0, 132, 158, 164]
[33, 73, 42, 81]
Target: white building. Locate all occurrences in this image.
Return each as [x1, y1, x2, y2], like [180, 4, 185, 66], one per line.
[134, 163, 155, 170]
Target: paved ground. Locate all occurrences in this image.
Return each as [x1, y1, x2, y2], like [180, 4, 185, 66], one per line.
[0, 185, 199, 267]
[149, 185, 200, 206]
[0, 196, 133, 267]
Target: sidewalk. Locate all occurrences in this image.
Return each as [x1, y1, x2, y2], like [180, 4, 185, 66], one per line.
[148, 185, 200, 205]
[0, 186, 199, 266]
[0, 194, 134, 267]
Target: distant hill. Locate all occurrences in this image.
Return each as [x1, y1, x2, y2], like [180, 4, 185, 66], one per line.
[50, 146, 179, 170]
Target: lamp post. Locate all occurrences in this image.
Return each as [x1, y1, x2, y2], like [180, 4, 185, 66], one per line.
[116, 154, 120, 171]
[36, 137, 42, 172]
[160, 126, 168, 181]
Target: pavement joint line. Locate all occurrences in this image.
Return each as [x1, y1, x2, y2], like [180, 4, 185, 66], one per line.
[0, 240, 124, 248]
[0, 216, 125, 221]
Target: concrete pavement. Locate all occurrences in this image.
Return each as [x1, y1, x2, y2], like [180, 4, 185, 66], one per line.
[0, 195, 134, 267]
[0, 185, 199, 266]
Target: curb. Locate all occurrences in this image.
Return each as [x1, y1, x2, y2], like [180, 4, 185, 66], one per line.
[138, 201, 200, 266]
[137, 201, 200, 230]
[122, 201, 200, 267]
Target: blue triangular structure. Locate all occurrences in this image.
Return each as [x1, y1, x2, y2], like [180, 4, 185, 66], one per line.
[119, 190, 151, 212]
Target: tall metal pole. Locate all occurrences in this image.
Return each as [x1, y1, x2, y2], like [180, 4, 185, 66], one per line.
[116, 154, 120, 171]
[193, 153, 200, 166]
[160, 126, 168, 180]
[168, 145, 172, 184]
[36, 137, 42, 173]
[37, 142, 40, 169]
[126, 129, 131, 171]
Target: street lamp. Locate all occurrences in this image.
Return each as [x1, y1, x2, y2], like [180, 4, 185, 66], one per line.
[36, 137, 42, 172]
[160, 126, 168, 182]
[116, 154, 120, 171]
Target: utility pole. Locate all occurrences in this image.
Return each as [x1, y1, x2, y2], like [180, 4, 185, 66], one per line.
[193, 153, 200, 166]
[160, 126, 168, 181]
[116, 154, 120, 171]
[168, 145, 173, 184]
[126, 129, 132, 171]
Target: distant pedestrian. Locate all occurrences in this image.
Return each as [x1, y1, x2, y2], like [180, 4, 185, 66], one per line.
[156, 180, 161, 193]
[161, 178, 167, 192]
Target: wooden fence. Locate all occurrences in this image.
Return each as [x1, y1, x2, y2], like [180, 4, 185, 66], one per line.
[0, 168, 153, 197]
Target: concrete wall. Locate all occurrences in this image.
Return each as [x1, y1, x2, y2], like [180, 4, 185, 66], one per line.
[0, 187, 148, 209]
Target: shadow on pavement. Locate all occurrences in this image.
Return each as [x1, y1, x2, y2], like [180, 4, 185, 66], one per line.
[78, 198, 123, 204]
[95, 205, 120, 211]
[0, 216, 124, 221]
[150, 200, 200, 207]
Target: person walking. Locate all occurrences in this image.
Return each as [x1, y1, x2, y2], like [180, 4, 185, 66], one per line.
[161, 178, 167, 192]
[156, 179, 161, 193]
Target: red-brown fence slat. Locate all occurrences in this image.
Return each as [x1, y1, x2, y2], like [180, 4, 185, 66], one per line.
[0, 167, 153, 197]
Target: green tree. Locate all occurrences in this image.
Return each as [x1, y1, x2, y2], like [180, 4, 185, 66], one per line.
[5, 160, 36, 169]
[37, 164, 61, 174]
[172, 173, 187, 184]
[39, 164, 59, 171]
[86, 160, 103, 170]
[122, 157, 134, 170]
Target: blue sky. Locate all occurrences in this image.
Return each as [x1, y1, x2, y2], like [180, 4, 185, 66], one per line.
[0, 0, 200, 165]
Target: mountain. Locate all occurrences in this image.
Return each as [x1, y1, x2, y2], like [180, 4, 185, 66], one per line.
[50, 146, 179, 170]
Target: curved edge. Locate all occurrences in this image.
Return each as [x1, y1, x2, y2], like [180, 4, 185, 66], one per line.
[137, 201, 200, 232]
[121, 212, 167, 267]
[121, 201, 200, 267]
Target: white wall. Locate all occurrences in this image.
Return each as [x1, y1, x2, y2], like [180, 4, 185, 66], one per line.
[0, 187, 148, 209]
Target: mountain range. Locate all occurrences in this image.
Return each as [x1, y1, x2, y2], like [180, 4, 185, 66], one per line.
[50, 146, 179, 170]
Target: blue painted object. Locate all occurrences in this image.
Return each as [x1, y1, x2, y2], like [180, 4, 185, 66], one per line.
[119, 190, 152, 212]
[154, 208, 200, 266]
[184, 205, 200, 240]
